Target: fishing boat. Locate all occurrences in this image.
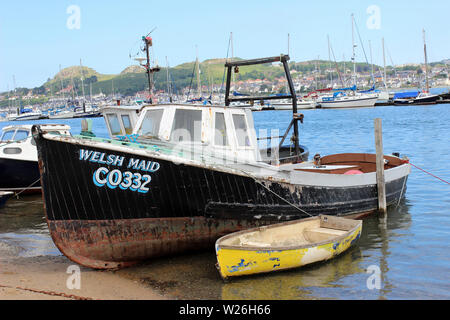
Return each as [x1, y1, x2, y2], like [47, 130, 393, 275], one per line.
[0, 124, 71, 193]
[215, 215, 362, 279]
[0, 191, 14, 208]
[32, 37, 410, 270]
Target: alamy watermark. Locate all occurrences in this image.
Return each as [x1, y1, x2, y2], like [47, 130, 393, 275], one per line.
[366, 264, 381, 290]
[366, 5, 381, 30]
[66, 265, 81, 290]
[66, 5, 81, 30]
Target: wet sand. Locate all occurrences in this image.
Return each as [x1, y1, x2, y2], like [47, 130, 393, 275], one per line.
[0, 255, 168, 300]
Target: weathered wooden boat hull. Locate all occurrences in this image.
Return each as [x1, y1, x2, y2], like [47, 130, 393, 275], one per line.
[34, 130, 408, 269]
[215, 216, 362, 279]
[47, 217, 270, 269]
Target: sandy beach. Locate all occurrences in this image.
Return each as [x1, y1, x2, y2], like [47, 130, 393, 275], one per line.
[0, 255, 167, 300]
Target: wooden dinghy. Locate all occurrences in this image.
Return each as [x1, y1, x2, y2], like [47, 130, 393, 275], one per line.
[215, 215, 362, 279]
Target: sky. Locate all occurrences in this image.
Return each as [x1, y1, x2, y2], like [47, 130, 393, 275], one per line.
[0, 0, 449, 90]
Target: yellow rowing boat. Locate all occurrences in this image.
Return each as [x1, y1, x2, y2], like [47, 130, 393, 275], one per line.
[215, 215, 362, 279]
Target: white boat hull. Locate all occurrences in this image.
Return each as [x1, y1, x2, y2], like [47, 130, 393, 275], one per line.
[319, 96, 378, 109]
[272, 101, 316, 110]
[15, 114, 42, 121]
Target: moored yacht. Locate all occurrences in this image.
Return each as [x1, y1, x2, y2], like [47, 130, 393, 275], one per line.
[318, 91, 378, 108]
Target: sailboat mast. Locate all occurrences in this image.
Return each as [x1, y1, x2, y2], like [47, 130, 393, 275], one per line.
[59, 65, 65, 102]
[231, 32, 235, 86]
[328, 34, 333, 87]
[196, 45, 201, 98]
[166, 56, 170, 97]
[369, 40, 374, 85]
[351, 14, 357, 88]
[423, 29, 429, 92]
[382, 38, 387, 90]
[287, 33, 290, 56]
[80, 59, 86, 103]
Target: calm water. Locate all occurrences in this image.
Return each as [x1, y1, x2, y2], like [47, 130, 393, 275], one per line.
[0, 104, 449, 299]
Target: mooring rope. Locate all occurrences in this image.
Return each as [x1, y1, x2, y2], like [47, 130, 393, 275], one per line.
[13, 178, 41, 198]
[234, 168, 313, 217]
[403, 159, 449, 185]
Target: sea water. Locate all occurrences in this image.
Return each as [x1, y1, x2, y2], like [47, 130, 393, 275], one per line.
[0, 103, 449, 299]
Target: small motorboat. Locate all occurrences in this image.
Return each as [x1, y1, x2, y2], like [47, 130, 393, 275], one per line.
[215, 215, 362, 279]
[0, 191, 14, 208]
[0, 124, 71, 193]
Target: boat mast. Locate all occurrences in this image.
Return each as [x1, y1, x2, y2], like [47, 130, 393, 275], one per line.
[141, 34, 160, 103]
[328, 34, 333, 87]
[287, 33, 290, 93]
[351, 14, 357, 89]
[196, 45, 201, 98]
[423, 29, 429, 92]
[382, 38, 387, 90]
[80, 59, 86, 105]
[59, 65, 65, 103]
[166, 56, 171, 100]
[369, 40, 374, 86]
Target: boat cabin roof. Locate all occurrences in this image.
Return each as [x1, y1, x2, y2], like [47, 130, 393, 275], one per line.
[1, 124, 71, 143]
[2, 124, 71, 133]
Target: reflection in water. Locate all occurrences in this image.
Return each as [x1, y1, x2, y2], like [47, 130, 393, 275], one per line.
[114, 201, 413, 300]
[221, 249, 364, 300]
[0, 195, 60, 258]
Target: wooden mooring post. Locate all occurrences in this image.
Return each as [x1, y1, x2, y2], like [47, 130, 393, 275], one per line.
[374, 118, 387, 219]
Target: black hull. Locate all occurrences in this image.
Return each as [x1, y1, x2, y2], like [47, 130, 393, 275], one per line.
[34, 132, 408, 268]
[0, 157, 41, 191]
[413, 95, 439, 104]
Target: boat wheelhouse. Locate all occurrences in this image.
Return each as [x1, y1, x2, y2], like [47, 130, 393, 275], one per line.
[103, 102, 309, 165]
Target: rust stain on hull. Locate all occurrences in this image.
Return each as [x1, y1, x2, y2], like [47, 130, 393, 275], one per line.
[48, 217, 268, 269]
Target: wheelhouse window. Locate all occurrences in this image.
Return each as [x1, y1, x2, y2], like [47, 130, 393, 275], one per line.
[232, 114, 251, 147]
[170, 109, 202, 142]
[1, 130, 15, 142]
[121, 115, 133, 135]
[138, 109, 164, 138]
[14, 130, 29, 141]
[106, 114, 122, 136]
[214, 112, 228, 146]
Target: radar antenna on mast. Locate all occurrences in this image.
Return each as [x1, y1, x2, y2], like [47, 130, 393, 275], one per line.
[137, 28, 160, 103]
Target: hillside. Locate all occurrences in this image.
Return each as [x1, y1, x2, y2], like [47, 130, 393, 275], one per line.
[4, 57, 446, 99]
